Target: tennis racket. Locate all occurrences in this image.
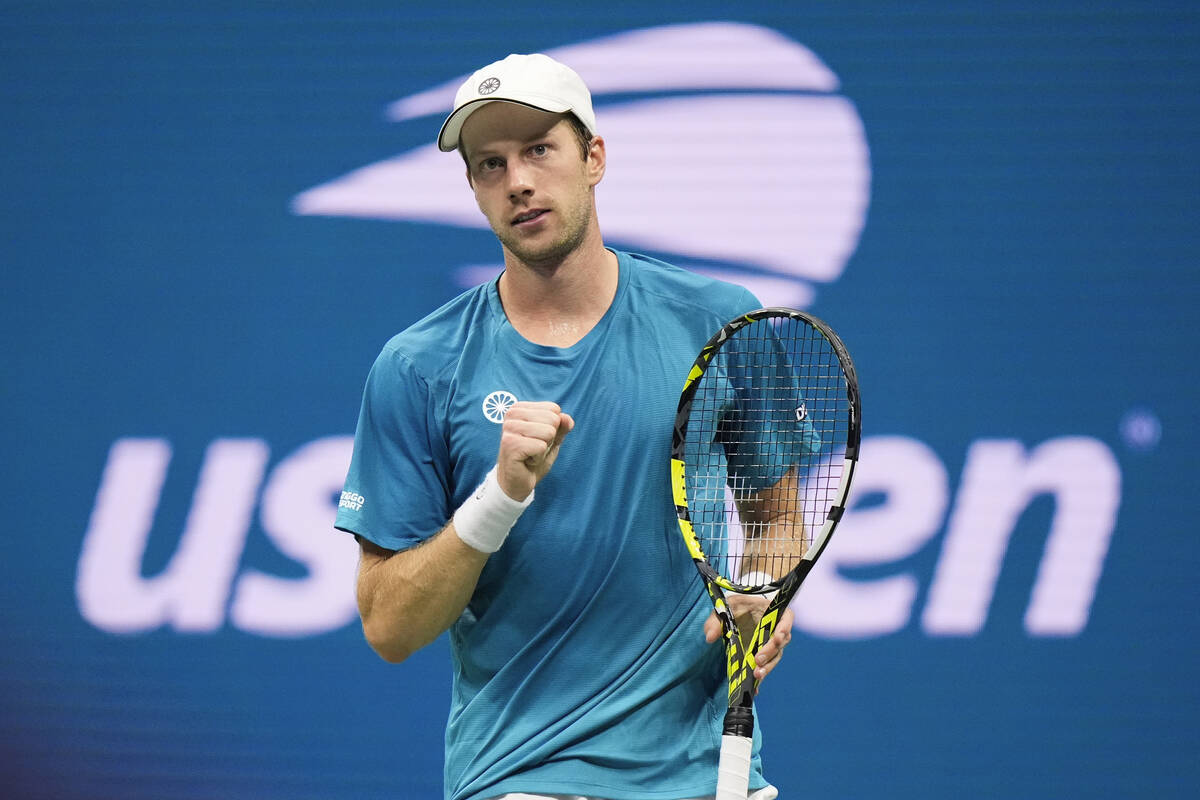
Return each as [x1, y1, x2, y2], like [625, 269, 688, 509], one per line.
[670, 307, 861, 799]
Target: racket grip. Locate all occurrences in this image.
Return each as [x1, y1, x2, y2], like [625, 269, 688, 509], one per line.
[716, 734, 753, 800]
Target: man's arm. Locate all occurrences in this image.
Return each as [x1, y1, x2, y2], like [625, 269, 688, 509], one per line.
[736, 467, 806, 583]
[354, 401, 573, 663]
[355, 524, 488, 663]
[702, 468, 802, 681]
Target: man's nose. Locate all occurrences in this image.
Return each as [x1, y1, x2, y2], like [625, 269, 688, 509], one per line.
[506, 161, 534, 199]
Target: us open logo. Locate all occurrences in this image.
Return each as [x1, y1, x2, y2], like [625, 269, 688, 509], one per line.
[482, 390, 517, 423]
[291, 21, 873, 310]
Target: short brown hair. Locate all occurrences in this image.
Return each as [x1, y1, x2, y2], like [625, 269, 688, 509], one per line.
[562, 113, 595, 160]
[458, 111, 594, 170]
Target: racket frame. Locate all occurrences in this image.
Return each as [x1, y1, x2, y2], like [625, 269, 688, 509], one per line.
[670, 307, 861, 796]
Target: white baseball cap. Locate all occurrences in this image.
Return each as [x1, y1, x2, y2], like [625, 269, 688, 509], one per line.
[438, 53, 597, 152]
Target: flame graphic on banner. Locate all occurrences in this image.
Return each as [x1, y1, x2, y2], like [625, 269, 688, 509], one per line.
[292, 22, 871, 307]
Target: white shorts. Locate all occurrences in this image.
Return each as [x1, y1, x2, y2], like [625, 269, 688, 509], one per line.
[491, 787, 779, 800]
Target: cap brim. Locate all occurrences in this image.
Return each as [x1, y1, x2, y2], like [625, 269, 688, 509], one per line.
[438, 96, 573, 152]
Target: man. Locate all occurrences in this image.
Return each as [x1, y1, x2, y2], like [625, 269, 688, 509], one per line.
[335, 53, 791, 800]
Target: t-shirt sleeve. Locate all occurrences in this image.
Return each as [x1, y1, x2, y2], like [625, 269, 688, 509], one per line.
[737, 286, 761, 314]
[334, 345, 451, 551]
[718, 298, 824, 493]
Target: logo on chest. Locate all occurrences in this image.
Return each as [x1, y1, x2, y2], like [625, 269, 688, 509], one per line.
[481, 390, 517, 423]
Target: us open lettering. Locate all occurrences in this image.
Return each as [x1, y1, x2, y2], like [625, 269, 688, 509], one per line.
[75, 434, 1121, 638]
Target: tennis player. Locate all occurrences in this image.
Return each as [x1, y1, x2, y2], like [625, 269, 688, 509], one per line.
[336, 53, 792, 800]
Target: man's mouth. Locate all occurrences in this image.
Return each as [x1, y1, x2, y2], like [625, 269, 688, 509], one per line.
[512, 209, 549, 226]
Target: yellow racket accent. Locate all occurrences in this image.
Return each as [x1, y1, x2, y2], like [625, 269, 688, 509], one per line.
[670, 457, 688, 508]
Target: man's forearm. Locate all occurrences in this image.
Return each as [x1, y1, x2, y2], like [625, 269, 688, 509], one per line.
[735, 467, 806, 581]
[357, 402, 574, 664]
[356, 523, 489, 663]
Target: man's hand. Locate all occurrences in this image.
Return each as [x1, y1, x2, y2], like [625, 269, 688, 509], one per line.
[496, 401, 574, 501]
[704, 595, 794, 686]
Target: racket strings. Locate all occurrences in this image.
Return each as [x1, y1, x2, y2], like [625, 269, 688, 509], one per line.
[684, 316, 851, 588]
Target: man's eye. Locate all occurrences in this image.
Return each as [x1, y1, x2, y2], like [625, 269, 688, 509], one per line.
[481, 158, 502, 171]
[530, 144, 548, 156]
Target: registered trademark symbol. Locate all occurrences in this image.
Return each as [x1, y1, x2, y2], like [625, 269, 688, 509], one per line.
[1118, 407, 1161, 452]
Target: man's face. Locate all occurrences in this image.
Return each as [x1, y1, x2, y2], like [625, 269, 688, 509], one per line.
[460, 102, 604, 269]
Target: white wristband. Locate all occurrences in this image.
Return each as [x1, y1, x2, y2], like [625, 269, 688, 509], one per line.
[452, 468, 533, 553]
[739, 571, 780, 603]
[740, 571, 775, 589]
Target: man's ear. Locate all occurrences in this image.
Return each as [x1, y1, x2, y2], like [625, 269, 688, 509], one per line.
[587, 136, 606, 187]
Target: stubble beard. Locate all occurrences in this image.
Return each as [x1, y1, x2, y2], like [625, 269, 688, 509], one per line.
[496, 193, 594, 275]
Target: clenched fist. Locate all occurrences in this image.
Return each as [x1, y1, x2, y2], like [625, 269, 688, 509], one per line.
[496, 401, 574, 501]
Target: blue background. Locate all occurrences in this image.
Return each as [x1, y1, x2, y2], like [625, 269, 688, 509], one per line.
[3, 2, 1198, 798]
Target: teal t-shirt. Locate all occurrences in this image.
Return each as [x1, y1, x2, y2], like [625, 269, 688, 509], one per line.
[336, 250, 771, 800]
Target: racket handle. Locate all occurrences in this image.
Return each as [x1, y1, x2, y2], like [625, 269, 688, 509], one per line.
[716, 734, 753, 799]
